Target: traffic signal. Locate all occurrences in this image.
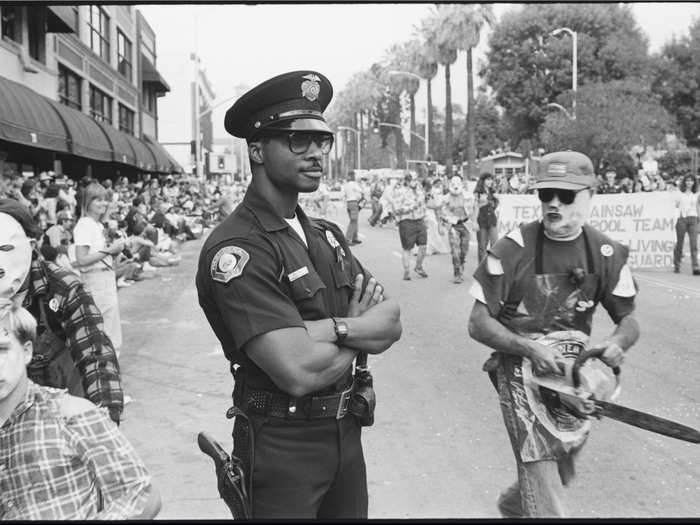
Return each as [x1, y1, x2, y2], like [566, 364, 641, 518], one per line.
[372, 119, 380, 133]
[218, 156, 225, 169]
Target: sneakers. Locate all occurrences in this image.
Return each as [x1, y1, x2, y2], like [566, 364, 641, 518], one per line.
[142, 262, 157, 272]
[414, 267, 428, 278]
[453, 274, 464, 284]
[116, 277, 132, 288]
[403, 270, 411, 280]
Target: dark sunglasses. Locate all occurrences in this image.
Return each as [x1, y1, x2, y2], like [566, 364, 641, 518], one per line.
[268, 131, 334, 155]
[537, 188, 584, 205]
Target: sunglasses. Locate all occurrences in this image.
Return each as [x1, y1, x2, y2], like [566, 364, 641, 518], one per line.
[267, 131, 334, 155]
[537, 188, 584, 205]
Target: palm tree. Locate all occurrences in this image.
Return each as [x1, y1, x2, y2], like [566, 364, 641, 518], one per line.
[419, 8, 459, 176]
[444, 4, 496, 178]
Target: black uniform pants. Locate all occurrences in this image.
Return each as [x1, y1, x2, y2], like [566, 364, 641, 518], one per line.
[244, 413, 367, 519]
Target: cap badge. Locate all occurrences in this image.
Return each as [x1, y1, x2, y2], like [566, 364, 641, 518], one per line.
[211, 246, 250, 283]
[301, 74, 321, 102]
[547, 162, 568, 176]
[325, 230, 345, 256]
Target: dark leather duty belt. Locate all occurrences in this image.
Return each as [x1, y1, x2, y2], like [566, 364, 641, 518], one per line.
[243, 382, 353, 420]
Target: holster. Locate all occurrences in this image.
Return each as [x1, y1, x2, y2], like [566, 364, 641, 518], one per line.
[349, 353, 376, 427]
[228, 365, 254, 517]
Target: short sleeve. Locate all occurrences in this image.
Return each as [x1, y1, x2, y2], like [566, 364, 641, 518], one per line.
[207, 237, 305, 351]
[600, 244, 637, 324]
[471, 236, 520, 318]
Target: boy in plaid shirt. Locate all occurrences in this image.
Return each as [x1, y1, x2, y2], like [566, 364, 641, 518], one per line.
[0, 298, 160, 519]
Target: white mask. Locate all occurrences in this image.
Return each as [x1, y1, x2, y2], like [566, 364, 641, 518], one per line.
[0, 213, 32, 300]
[449, 176, 463, 195]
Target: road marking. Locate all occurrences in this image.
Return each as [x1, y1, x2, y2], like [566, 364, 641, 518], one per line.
[635, 274, 700, 297]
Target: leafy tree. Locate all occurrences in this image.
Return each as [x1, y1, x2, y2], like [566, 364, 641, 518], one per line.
[652, 20, 700, 146]
[484, 3, 650, 148]
[539, 80, 677, 174]
[455, 93, 507, 160]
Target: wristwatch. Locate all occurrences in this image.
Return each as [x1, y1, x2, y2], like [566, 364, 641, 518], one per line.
[331, 317, 348, 343]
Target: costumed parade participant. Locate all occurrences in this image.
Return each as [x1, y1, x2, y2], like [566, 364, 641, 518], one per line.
[467, 151, 640, 517]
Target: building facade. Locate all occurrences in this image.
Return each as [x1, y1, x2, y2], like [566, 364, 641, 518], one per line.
[0, 4, 181, 180]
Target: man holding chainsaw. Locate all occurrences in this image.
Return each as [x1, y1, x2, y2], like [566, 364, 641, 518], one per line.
[468, 151, 640, 517]
[196, 70, 402, 519]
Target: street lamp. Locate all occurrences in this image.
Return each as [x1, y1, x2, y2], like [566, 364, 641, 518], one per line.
[546, 102, 575, 121]
[337, 126, 361, 171]
[550, 27, 577, 119]
[388, 70, 429, 158]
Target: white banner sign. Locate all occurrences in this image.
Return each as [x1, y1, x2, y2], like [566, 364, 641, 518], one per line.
[495, 192, 677, 270]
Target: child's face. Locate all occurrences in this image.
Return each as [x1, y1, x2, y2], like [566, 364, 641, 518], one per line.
[0, 321, 31, 402]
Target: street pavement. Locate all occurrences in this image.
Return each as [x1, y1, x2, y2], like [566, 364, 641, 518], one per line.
[117, 204, 700, 519]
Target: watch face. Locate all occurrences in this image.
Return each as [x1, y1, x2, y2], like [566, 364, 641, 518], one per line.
[335, 319, 348, 339]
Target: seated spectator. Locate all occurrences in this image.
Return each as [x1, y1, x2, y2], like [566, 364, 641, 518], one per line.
[0, 298, 161, 519]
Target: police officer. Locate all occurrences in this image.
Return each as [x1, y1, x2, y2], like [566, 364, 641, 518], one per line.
[467, 151, 640, 517]
[195, 71, 402, 519]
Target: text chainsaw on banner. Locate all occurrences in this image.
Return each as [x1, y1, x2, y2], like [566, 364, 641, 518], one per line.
[495, 192, 676, 270]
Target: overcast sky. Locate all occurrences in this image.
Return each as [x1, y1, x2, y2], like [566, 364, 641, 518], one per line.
[138, 2, 700, 147]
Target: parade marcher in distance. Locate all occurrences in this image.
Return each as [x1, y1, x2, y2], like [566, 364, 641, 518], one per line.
[467, 151, 640, 517]
[343, 171, 363, 245]
[473, 172, 499, 264]
[442, 175, 474, 283]
[392, 172, 429, 280]
[0, 298, 160, 519]
[196, 70, 402, 519]
[0, 199, 124, 425]
[672, 174, 700, 275]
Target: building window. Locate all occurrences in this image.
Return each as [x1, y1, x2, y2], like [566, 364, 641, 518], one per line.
[117, 30, 132, 82]
[59, 64, 82, 110]
[90, 84, 112, 124]
[1, 6, 21, 43]
[88, 5, 110, 62]
[118, 103, 134, 135]
[27, 7, 46, 63]
[142, 83, 157, 114]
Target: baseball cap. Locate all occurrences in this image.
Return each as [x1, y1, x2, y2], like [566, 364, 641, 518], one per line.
[533, 151, 598, 190]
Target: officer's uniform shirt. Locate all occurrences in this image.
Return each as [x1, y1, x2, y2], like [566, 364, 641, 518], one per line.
[469, 220, 637, 332]
[196, 185, 372, 393]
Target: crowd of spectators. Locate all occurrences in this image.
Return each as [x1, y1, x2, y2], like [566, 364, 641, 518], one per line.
[0, 170, 248, 289]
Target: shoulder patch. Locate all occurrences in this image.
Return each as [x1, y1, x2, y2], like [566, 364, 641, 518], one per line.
[210, 246, 250, 283]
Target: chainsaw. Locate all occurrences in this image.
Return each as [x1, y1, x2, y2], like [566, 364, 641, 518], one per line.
[527, 347, 700, 444]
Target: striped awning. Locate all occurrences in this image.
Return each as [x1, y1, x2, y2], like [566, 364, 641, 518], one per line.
[0, 75, 70, 153]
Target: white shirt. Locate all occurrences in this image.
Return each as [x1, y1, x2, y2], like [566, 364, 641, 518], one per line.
[73, 216, 108, 271]
[343, 180, 363, 201]
[676, 191, 699, 218]
[285, 215, 308, 247]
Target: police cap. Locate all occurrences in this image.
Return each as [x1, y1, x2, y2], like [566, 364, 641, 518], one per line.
[224, 70, 333, 140]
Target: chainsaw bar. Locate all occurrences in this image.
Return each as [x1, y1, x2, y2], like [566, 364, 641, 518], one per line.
[594, 400, 700, 444]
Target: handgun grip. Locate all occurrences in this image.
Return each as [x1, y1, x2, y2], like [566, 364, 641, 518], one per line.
[197, 431, 229, 467]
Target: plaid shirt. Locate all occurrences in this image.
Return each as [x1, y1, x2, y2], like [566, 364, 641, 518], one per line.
[392, 184, 426, 221]
[24, 258, 123, 421]
[0, 382, 151, 519]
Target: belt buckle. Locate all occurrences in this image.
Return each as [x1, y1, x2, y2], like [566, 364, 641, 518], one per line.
[336, 384, 353, 419]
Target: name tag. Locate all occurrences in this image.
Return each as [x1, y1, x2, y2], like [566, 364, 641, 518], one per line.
[288, 266, 309, 282]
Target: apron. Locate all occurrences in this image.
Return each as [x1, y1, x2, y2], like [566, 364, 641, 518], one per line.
[496, 225, 600, 462]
